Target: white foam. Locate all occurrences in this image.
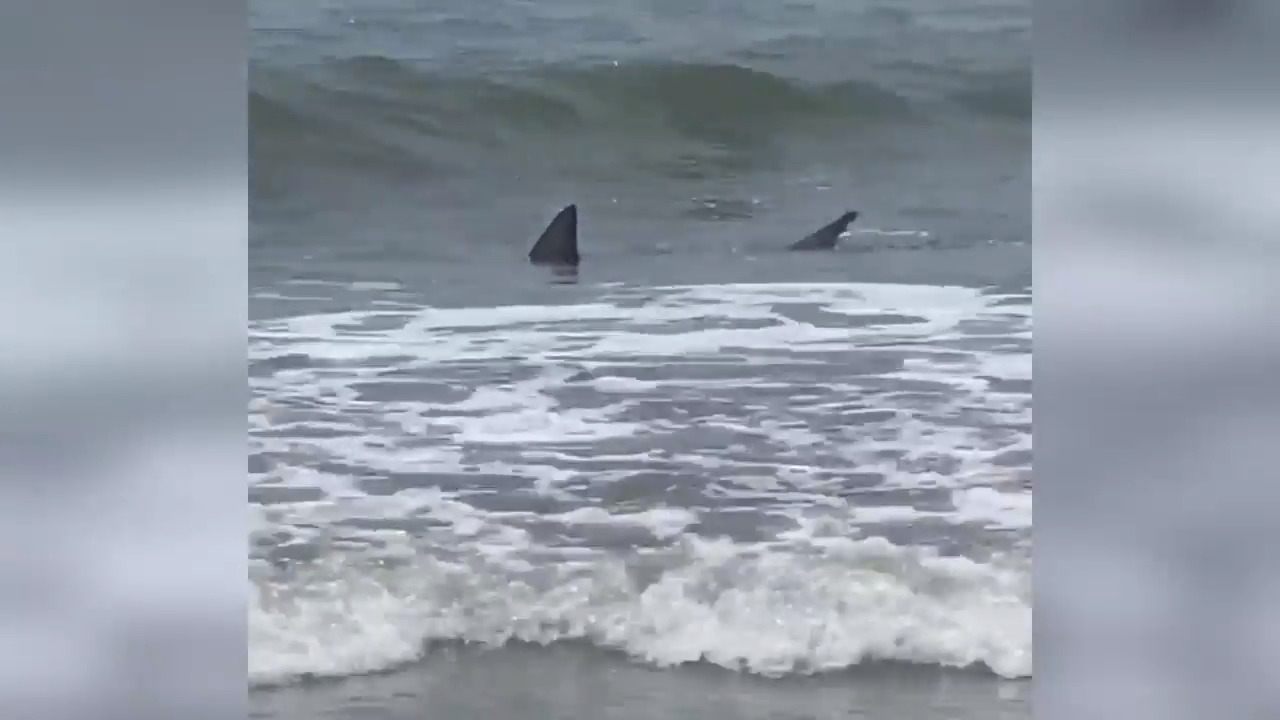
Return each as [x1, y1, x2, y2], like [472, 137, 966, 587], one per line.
[951, 487, 1032, 531]
[590, 375, 662, 393]
[248, 280, 1033, 683]
[549, 506, 700, 540]
[248, 536, 1031, 687]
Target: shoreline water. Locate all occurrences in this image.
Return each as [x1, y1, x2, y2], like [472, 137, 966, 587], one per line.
[250, 641, 1030, 720]
[250, 1, 1030, 717]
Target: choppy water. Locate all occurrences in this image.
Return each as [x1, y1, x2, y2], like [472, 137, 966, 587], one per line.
[250, 0, 1030, 717]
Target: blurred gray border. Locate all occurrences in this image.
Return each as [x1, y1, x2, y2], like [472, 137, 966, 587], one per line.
[0, 2, 247, 719]
[1036, 0, 1280, 718]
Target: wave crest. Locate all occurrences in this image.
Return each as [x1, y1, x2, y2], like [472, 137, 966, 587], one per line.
[250, 536, 1031, 687]
[250, 57, 1023, 181]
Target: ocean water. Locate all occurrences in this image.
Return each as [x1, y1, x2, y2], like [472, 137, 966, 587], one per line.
[249, 0, 1031, 717]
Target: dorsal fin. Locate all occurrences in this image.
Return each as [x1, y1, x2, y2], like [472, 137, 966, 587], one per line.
[528, 204, 579, 266]
[787, 210, 859, 251]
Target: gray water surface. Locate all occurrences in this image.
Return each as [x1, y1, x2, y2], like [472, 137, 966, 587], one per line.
[250, 1, 1031, 717]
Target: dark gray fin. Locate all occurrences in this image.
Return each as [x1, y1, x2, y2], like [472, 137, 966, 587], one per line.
[528, 204, 580, 266]
[787, 210, 859, 251]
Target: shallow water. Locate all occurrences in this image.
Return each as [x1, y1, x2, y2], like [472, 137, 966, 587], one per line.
[250, 0, 1030, 716]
